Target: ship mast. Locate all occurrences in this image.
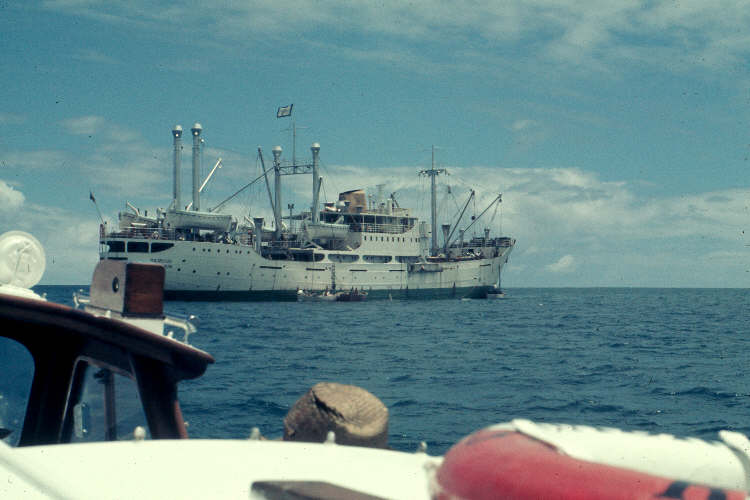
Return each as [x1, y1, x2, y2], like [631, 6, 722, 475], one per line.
[272, 146, 283, 240]
[419, 146, 447, 256]
[283, 120, 308, 167]
[268, 143, 316, 240]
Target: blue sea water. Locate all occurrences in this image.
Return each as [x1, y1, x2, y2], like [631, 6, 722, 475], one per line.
[36, 286, 750, 455]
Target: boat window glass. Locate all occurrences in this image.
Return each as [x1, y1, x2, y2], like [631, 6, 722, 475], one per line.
[106, 241, 125, 252]
[0, 337, 33, 447]
[313, 253, 325, 262]
[396, 256, 420, 264]
[363, 255, 392, 263]
[329, 254, 359, 263]
[151, 243, 174, 253]
[68, 360, 150, 443]
[127, 242, 149, 253]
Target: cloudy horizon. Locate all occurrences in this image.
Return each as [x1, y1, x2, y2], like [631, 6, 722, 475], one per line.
[3, 2, 750, 286]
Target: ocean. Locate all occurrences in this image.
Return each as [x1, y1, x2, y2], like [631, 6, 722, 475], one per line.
[36, 286, 750, 455]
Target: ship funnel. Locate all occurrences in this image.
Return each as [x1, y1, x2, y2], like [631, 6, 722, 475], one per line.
[311, 143, 320, 224]
[442, 224, 451, 254]
[191, 123, 202, 211]
[172, 125, 183, 210]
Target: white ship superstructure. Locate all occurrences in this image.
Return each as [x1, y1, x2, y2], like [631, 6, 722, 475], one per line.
[100, 122, 515, 300]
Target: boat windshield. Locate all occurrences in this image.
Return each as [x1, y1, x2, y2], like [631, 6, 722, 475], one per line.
[0, 337, 33, 447]
[68, 360, 150, 442]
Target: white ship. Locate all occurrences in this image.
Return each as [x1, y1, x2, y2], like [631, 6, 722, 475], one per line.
[99, 122, 515, 300]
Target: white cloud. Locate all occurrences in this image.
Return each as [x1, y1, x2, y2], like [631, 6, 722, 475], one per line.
[61, 115, 107, 136]
[0, 150, 70, 170]
[0, 180, 25, 213]
[59, 116, 169, 199]
[0, 113, 26, 125]
[2, 117, 169, 205]
[39, 1, 750, 77]
[512, 119, 538, 131]
[546, 254, 576, 273]
[0, 182, 98, 284]
[71, 48, 119, 65]
[21, 204, 100, 285]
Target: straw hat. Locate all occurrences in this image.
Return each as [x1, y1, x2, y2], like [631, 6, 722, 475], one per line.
[283, 382, 389, 448]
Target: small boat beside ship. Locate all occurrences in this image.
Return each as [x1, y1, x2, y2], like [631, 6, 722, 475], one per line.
[297, 287, 367, 302]
[98, 119, 515, 301]
[485, 286, 506, 299]
[486, 275, 506, 299]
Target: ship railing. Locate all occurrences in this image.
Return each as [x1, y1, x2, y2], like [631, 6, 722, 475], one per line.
[267, 239, 296, 249]
[105, 227, 177, 240]
[104, 227, 257, 247]
[354, 223, 411, 234]
[495, 237, 515, 248]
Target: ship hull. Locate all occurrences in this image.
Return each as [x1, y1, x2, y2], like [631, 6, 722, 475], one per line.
[164, 285, 492, 301]
[102, 238, 512, 301]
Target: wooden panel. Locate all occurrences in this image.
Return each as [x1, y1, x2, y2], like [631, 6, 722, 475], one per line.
[124, 264, 164, 315]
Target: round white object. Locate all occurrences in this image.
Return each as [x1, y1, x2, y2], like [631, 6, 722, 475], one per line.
[0, 231, 46, 288]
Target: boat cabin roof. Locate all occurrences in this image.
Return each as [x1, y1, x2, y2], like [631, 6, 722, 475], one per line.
[0, 267, 214, 447]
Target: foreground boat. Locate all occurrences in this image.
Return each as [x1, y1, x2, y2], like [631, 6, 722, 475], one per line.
[0, 235, 437, 499]
[2, 230, 750, 499]
[99, 123, 514, 300]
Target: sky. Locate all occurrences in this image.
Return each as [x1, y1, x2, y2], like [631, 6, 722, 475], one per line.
[2, 1, 750, 286]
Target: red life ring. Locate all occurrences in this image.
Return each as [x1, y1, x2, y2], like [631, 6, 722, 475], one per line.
[434, 428, 746, 500]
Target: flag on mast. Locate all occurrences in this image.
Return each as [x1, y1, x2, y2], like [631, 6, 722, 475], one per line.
[277, 104, 293, 118]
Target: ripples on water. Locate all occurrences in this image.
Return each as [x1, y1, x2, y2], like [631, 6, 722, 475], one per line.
[40, 287, 750, 454]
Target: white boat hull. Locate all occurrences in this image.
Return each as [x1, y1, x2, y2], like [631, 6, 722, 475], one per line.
[3, 439, 437, 500]
[102, 238, 513, 300]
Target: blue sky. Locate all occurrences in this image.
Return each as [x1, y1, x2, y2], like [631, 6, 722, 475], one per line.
[2, 1, 750, 286]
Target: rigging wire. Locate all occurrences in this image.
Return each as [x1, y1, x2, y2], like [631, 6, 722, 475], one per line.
[472, 195, 477, 236]
[320, 177, 328, 212]
[318, 159, 334, 209]
[488, 193, 504, 235]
